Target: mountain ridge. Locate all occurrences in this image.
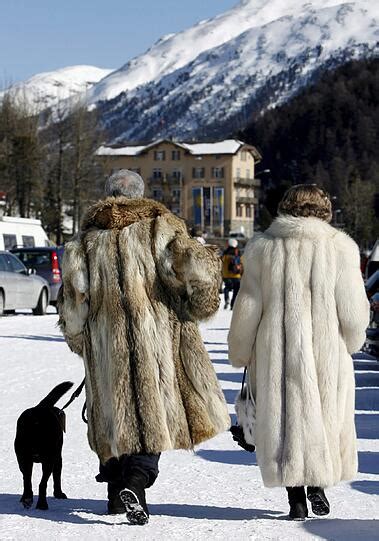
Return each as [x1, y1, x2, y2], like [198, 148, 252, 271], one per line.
[2, 1, 379, 141]
[95, 0, 379, 142]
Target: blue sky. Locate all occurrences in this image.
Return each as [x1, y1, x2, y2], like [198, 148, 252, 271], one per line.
[0, 0, 237, 84]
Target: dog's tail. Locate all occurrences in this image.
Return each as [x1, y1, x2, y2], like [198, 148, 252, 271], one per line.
[38, 381, 74, 408]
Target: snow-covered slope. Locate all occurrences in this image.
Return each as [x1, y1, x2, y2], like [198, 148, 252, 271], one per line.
[87, 0, 345, 102]
[0, 309, 378, 540]
[1, 65, 113, 112]
[4, 1, 378, 139]
[91, 0, 379, 141]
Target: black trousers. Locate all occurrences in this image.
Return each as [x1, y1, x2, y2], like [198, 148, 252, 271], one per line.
[97, 453, 161, 490]
[223, 278, 240, 308]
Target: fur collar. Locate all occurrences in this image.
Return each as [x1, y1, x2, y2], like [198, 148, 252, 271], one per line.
[82, 197, 170, 230]
[266, 214, 338, 239]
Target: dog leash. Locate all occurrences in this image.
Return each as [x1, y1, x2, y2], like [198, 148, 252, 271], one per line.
[59, 377, 88, 424]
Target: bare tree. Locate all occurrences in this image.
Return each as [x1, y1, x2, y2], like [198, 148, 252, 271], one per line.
[0, 91, 43, 218]
[66, 101, 105, 234]
[340, 172, 377, 248]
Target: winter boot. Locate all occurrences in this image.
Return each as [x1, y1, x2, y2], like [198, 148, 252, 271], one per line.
[119, 471, 149, 525]
[224, 300, 229, 309]
[107, 483, 125, 515]
[286, 487, 308, 521]
[307, 486, 330, 516]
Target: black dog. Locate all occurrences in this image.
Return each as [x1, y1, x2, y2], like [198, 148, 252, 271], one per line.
[14, 381, 73, 510]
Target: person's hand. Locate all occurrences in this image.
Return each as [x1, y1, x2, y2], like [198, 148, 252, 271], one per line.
[230, 424, 255, 453]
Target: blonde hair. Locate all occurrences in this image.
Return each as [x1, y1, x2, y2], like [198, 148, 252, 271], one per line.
[278, 184, 332, 222]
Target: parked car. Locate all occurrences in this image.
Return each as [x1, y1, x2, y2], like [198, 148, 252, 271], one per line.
[0, 251, 50, 315]
[10, 247, 63, 308]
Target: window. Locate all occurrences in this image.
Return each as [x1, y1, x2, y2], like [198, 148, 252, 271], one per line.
[214, 155, 221, 160]
[246, 205, 252, 218]
[130, 168, 141, 174]
[211, 167, 224, 179]
[152, 188, 163, 201]
[9, 254, 26, 273]
[22, 235, 35, 248]
[12, 250, 51, 269]
[192, 167, 205, 179]
[152, 168, 162, 179]
[236, 204, 243, 217]
[246, 169, 250, 179]
[3, 234, 17, 250]
[236, 168, 241, 178]
[241, 150, 247, 161]
[172, 188, 181, 203]
[172, 150, 181, 161]
[172, 169, 182, 180]
[154, 150, 166, 161]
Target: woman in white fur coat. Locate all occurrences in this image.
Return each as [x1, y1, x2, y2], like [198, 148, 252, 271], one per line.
[228, 185, 369, 520]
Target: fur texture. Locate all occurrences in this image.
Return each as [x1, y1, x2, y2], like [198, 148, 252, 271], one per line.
[58, 197, 230, 463]
[228, 215, 370, 488]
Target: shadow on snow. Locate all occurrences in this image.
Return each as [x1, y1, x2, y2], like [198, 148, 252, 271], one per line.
[0, 493, 282, 523]
[350, 480, 379, 496]
[0, 334, 65, 342]
[196, 448, 257, 466]
[303, 518, 379, 541]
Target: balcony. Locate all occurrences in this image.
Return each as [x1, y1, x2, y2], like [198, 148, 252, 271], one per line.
[233, 177, 261, 188]
[148, 174, 184, 186]
[236, 196, 258, 205]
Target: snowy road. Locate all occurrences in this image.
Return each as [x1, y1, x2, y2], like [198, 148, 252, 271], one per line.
[0, 308, 378, 540]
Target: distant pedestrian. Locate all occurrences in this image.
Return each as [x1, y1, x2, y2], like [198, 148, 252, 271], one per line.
[58, 170, 230, 525]
[222, 238, 242, 309]
[228, 184, 369, 520]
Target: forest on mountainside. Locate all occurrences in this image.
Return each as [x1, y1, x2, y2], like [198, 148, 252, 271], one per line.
[243, 58, 379, 246]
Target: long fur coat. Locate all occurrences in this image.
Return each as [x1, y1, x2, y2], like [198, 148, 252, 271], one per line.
[228, 215, 369, 488]
[58, 197, 230, 463]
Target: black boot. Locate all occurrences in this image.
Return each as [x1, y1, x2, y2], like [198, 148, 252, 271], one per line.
[119, 471, 149, 525]
[107, 483, 125, 515]
[307, 486, 330, 516]
[286, 487, 308, 521]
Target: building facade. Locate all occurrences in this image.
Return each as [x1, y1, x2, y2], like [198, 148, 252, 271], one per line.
[96, 139, 262, 238]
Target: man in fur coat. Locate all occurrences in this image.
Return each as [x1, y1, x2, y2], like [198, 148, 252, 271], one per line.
[58, 170, 230, 524]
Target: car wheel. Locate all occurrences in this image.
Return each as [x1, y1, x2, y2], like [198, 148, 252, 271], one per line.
[0, 291, 4, 316]
[33, 289, 48, 316]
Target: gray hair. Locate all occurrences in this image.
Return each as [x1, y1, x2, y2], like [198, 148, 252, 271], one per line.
[105, 169, 145, 199]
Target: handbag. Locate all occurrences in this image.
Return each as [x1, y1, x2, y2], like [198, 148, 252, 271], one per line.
[230, 366, 256, 453]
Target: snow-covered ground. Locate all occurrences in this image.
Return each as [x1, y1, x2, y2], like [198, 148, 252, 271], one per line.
[0, 307, 378, 540]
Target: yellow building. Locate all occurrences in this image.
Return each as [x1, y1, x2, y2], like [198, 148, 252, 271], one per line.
[96, 139, 262, 237]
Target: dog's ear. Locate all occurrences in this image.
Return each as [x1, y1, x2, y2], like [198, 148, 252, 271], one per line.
[58, 411, 66, 433]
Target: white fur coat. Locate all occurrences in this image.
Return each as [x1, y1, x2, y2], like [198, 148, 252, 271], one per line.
[228, 215, 370, 488]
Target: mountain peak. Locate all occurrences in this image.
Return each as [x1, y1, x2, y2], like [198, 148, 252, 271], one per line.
[91, 0, 378, 142]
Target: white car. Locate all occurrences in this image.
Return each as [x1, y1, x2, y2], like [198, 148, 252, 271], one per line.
[0, 251, 50, 315]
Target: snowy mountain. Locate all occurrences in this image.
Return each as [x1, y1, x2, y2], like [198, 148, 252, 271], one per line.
[0, 65, 113, 112]
[90, 0, 379, 141]
[4, 1, 379, 140]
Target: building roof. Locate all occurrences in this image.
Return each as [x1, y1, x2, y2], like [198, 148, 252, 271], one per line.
[96, 139, 261, 160]
[96, 144, 146, 156]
